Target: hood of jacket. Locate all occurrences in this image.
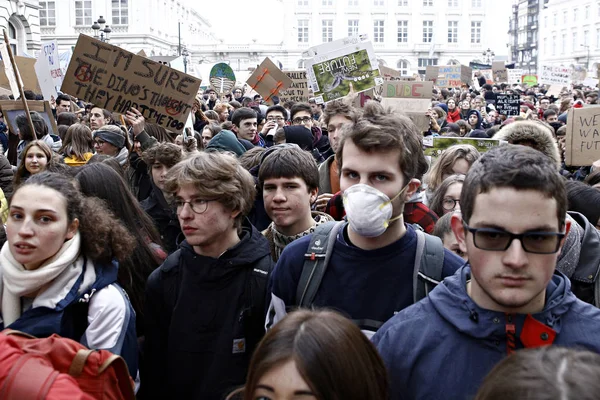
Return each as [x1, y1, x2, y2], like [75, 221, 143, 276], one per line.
[428, 265, 576, 340]
[467, 110, 482, 129]
[284, 126, 314, 151]
[206, 130, 247, 157]
[493, 121, 561, 169]
[557, 211, 600, 285]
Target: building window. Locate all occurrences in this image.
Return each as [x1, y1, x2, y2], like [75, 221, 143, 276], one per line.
[112, 0, 128, 25]
[597, 28, 600, 48]
[563, 10, 567, 23]
[562, 33, 566, 53]
[348, 19, 359, 37]
[447, 21, 458, 43]
[397, 20, 408, 42]
[418, 58, 438, 69]
[298, 20, 309, 43]
[470, 21, 481, 43]
[471, 0, 481, 6]
[573, 8, 578, 22]
[397, 59, 409, 75]
[374, 0, 385, 5]
[573, 31, 578, 50]
[298, 59, 306, 68]
[585, 5, 590, 19]
[40, 1, 56, 26]
[544, 16, 547, 28]
[374, 20, 385, 42]
[322, 20, 333, 42]
[348, 0, 358, 5]
[8, 22, 17, 55]
[585, 30, 590, 46]
[322, 0, 333, 5]
[423, 0, 433, 5]
[448, 0, 458, 6]
[543, 37, 547, 55]
[75, 0, 92, 26]
[399, 0, 408, 4]
[298, 0, 308, 5]
[423, 20, 433, 43]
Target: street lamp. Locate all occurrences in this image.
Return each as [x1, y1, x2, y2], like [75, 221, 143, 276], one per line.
[91, 16, 111, 43]
[482, 48, 495, 64]
[581, 44, 590, 72]
[182, 48, 190, 74]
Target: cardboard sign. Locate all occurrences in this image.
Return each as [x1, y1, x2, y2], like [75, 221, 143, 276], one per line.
[61, 34, 201, 133]
[423, 137, 506, 160]
[546, 85, 564, 98]
[507, 69, 524, 84]
[382, 80, 432, 99]
[565, 106, 600, 166]
[379, 65, 401, 80]
[210, 63, 236, 95]
[34, 58, 57, 101]
[495, 94, 520, 116]
[304, 36, 382, 104]
[246, 57, 292, 104]
[582, 77, 599, 88]
[0, 100, 58, 135]
[0, 56, 42, 95]
[40, 41, 63, 89]
[539, 65, 572, 86]
[381, 97, 431, 133]
[436, 65, 472, 88]
[137, 49, 147, 57]
[0, 43, 21, 98]
[522, 75, 538, 86]
[352, 87, 379, 108]
[278, 70, 309, 104]
[492, 61, 507, 83]
[425, 66, 439, 81]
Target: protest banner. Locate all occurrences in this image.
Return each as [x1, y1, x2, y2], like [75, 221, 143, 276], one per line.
[61, 34, 201, 134]
[460, 65, 472, 86]
[245, 57, 292, 104]
[565, 106, 600, 166]
[425, 66, 439, 81]
[522, 74, 538, 86]
[304, 35, 382, 103]
[379, 65, 401, 80]
[492, 61, 507, 83]
[539, 65, 572, 86]
[352, 87, 380, 108]
[436, 66, 461, 88]
[546, 85, 564, 98]
[382, 80, 432, 99]
[495, 94, 520, 116]
[507, 68, 523, 84]
[0, 100, 58, 135]
[423, 137, 506, 161]
[34, 59, 57, 101]
[381, 98, 431, 133]
[582, 77, 599, 88]
[35, 40, 62, 101]
[210, 63, 236, 95]
[0, 42, 20, 98]
[278, 70, 309, 104]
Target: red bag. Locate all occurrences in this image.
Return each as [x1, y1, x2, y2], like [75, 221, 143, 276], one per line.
[0, 330, 135, 400]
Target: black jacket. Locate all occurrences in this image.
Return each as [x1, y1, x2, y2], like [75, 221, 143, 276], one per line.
[141, 222, 273, 400]
[0, 154, 13, 198]
[141, 187, 182, 255]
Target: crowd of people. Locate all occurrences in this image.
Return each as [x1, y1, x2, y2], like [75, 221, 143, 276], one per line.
[0, 78, 599, 399]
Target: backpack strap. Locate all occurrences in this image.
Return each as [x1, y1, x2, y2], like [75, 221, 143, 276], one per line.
[0, 354, 60, 400]
[296, 221, 345, 308]
[413, 230, 445, 303]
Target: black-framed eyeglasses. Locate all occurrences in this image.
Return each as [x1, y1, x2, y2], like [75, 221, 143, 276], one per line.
[267, 116, 285, 122]
[175, 198, 214, 214]
[462, 221, 565, 254]
[292, 116, 312, 125]
[442, 198, 460, 211]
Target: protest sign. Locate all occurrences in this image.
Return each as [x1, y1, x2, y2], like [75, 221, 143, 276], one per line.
[34, 58, 57, 101]
[425, 66, 439, 81]
[278, 70, 309, 104]
[210, 63, 236, 95]
[507, 69, 523, 84]
[436, 65, 471, 88]
[382, 80, 432, 99]
[304, 36, 382, 103]
[0, 42, 20, 98]
[539, 65, 572, 86]
[495, 94, 520, 116]
[0, 56, 42, 94]
[565, 106, 600, 166]
[492, 61, 507, 83]
[423, 137, 506, 161]
[352, 87, 380, 108]
[381, 98, 431, 133]
[137, 49, 147, 57]
[245, 57, 292, 104]
[582, 77, 599, 88]
[522, 74, 538, 86]
[61, 34, 201, 134]
[546, 85, 564, 98]
[379, 65, 401, 80]
[0, 100, 58, 135]
[460, 65, 472, 86]
[40, 41, 63, 88]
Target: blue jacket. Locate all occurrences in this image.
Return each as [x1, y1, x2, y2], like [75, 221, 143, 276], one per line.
[373, 265, 600, 400]
[4, 259, 138, 377]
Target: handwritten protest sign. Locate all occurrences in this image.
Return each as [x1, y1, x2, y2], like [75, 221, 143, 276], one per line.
[507, 69, 523, 84]
[379, 65, 401, 80]
[437, 65, 471, 88]
[539, 65, 572, 86]
[522, 74, 538, 86]
[304, 35, 382, 103]
[382, 80, 433, 99]
[61, 34, 201, 133]
[278, 70, 309, 104]
[245, 57, 292, 104]
[0, 55, 41, 95]
[425, 66, 439, 81]
[495, 94, 520, 116]
[566, 106, 600, 166]
[492, 61, 507, 83]
[423, 137, 506, 161]
[35, 41, 62, 101]
[0, 100, 58, 135]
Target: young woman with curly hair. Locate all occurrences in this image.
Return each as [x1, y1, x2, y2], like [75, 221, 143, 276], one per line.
[0, 172, 139, 376]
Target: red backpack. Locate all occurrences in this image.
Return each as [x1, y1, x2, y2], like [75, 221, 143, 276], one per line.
[0, 330, 135, 400]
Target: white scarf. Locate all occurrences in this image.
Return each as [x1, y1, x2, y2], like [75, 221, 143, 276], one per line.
[0, 232, 96, 327]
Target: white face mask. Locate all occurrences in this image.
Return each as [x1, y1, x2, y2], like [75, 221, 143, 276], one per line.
[343, 184, 407, 238]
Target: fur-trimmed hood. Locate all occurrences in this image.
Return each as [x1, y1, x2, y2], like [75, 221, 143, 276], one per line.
[493, 121, 561, 169]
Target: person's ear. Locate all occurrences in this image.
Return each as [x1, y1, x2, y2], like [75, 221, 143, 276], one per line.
[558, 218, 572, 256]
[404, 179, 421, 201]
[309, 187, 318, 204]
[65, 218, 79, 240]
[451, 213, 468, 254]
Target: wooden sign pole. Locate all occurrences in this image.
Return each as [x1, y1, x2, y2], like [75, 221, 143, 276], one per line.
[2, 29, 36, 139]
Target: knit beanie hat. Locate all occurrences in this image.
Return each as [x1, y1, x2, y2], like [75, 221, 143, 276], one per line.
[93, 127, 125, 149]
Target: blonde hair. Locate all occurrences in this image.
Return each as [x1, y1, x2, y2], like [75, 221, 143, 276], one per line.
[426, 144, 480, 192]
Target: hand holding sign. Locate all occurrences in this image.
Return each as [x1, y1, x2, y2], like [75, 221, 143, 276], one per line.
[125, 107, 145, 136]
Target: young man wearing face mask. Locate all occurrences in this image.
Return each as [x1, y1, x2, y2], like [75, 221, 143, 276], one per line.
[266, 103, 464, 337]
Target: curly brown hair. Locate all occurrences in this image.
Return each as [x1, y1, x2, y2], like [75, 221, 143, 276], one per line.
[142, 142, 184, 168]
[13, 172, 135, 264]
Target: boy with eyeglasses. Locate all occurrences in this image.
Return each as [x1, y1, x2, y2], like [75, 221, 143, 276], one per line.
[259, 105, 288, 146]
[373, 145, 600, 400]
[290, 102, 333, 160]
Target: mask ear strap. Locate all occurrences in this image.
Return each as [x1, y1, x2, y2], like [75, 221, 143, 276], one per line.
[385, 184, 410, 206]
